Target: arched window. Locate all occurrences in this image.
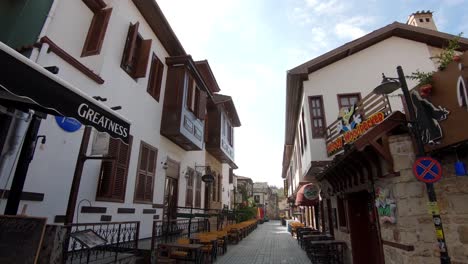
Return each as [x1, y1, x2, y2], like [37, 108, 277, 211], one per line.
[457, 76, 468, 109]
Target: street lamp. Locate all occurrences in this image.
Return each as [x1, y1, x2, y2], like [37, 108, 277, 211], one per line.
[373, 66, 451, 264]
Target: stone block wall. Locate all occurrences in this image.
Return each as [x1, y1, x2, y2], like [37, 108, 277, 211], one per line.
[380, 136, 468, 264]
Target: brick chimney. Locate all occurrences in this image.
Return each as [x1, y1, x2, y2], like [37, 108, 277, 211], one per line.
[407, 11, 437, 31]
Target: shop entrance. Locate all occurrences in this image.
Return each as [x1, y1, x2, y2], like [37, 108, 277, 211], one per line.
[347, 191, 384, 264]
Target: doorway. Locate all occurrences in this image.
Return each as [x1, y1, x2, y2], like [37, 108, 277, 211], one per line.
[204, 183, 211, 209]
[347, 191, 384, 264]
[163, 158, 179, 220]
[163, 177, 178, 220]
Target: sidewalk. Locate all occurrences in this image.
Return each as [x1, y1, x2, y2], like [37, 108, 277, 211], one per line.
[216, 220, 310, 264]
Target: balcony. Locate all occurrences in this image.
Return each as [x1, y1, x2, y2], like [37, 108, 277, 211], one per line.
[161, 55, 210, 150]
[325, 92, 393, 157]
[205, 94, 241, 168]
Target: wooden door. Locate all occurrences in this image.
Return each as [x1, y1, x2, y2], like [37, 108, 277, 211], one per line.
[347, 191, 384, 264]
[163, 177, 178, 220]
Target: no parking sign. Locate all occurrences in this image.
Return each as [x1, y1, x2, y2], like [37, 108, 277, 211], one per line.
[412, 157, 442, 183]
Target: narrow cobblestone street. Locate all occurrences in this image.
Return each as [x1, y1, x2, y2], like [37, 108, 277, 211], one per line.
[216, 221, 310, 264]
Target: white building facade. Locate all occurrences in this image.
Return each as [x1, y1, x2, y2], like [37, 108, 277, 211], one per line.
[0, 0, 240, 240]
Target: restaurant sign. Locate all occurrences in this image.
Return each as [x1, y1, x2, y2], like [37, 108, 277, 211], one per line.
[327, 110, 386, 156]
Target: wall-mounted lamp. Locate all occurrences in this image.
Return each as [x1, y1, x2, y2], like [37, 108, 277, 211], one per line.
[161, 161, 168, 170]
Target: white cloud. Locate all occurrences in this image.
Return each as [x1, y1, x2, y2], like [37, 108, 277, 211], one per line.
[335, 23, 366, 40]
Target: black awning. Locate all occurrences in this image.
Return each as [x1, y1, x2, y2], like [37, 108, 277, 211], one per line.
[0, 42, 131, 143]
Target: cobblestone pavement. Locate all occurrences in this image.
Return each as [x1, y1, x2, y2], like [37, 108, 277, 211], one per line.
[216, 221, 311, 264]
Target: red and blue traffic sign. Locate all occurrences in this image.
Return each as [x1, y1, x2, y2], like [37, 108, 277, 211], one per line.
[413, 157, 442, 183]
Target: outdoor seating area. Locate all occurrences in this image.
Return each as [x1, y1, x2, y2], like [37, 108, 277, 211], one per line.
[155, 219, 258, 263]
[290, 225, 347, 264]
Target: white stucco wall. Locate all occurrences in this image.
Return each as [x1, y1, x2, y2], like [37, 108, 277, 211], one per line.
[297, 36, 437, 177]
[0, 0, 210, 240]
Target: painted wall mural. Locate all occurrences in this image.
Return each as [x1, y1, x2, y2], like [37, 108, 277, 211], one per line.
[374, 186, 397, 224]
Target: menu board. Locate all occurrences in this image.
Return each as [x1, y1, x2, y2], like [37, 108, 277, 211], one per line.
[0, 215, 47, 264]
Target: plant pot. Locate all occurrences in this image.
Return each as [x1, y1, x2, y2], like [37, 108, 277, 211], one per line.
[419, 84, 432, 97]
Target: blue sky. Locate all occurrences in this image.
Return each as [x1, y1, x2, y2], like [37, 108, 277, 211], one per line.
[157, 0, 468, 187]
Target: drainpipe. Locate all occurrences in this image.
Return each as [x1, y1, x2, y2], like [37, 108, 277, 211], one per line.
[0, 111, 32, 182]
[30, 0, 61, 61]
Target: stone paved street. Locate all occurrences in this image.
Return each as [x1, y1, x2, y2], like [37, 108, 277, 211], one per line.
[216, 221, 311, 264]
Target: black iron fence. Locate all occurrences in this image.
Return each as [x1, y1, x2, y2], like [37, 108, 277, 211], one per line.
[150, 218, 209, 250]
[63, 221, 140, 264]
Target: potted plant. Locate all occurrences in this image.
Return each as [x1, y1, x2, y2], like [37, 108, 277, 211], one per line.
[408, 70, 434, 97]
[431, 33, 462, 70]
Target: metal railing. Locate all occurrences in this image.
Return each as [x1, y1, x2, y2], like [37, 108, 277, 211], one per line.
[63, 221, 140, 264]
[150, 206, 238, 250]
[150, 218, 209, 250]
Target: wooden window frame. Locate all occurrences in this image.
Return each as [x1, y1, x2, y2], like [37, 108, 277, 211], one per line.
[185, 168, 195, 207]
[194, 172, 202, 208]
[301, 109, 307, 148]
[121, 22, 152, 79]
[337, 93, 361, 110]
[133, 141, 158, 204]
[308, 96, 326, 139]
[147, 53, 164, 102]
[96, 136, 133, 203]
[81, 0, 113, 57]
[227, 122, 233, 147]
[217, 173, 222, 202]
[229, 168, 233, 184]
[186, 74, 207, 120]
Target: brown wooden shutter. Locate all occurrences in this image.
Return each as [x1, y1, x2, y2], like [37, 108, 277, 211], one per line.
[144, 148, 156, 201]
[195, 173, 201, 207]
[135, 145, 148, 201]
[147, 54, 164, 101]
[197, 90, 207, 120]
[154, 59, 164, 101]
[97, 137, 118, 199]
[134, 39, 152, 78]
[122, 22, 139, 69]
[112, 136, 132, 200]
[82, 8, 112, 57]
[186, 76, 194, 110]
[83, 0, 106, 12]
[229, 168, 233, 184]
[135, 143, 157, 203]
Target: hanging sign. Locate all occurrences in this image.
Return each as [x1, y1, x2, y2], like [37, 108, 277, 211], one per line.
[55, 116, 82, 132]
[413, 157, 442, 183]
[303, 184, 319, 200]
[327, 111, 385, 156]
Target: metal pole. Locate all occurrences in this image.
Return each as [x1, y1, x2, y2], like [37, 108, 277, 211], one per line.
[397, 66, 451, 264]
[188, 206, 193, 238]
[65, 127, 91, 225]
[4, 115, 41, 215]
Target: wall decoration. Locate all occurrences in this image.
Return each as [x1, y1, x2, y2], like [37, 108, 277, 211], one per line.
[374, 186, 397, 224]
[416, 52, 468, 150]
[327, 111, 385, 156]
[337, 105, 361, 132]
[410, 91, 449, 145]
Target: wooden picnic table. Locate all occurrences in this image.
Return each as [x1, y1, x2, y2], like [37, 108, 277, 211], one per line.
[190, 236, 219, 260]
[159, 243, 203, 264]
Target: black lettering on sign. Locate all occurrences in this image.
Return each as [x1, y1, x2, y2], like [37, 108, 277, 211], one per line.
[0, 215, 47, 264]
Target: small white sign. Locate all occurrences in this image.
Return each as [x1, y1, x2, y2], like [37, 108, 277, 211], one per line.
[91, 131, 109, 156]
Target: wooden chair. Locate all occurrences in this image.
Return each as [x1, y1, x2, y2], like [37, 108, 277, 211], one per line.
[169, 238, 190, 260]
[155, 244, 177, 264]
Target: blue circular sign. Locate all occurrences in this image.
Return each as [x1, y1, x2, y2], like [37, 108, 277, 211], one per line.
[413, 157, 442, 183]
[55, 116, 82, 132]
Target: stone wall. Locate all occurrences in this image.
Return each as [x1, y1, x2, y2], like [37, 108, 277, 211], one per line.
[380, 135, 468, 264]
